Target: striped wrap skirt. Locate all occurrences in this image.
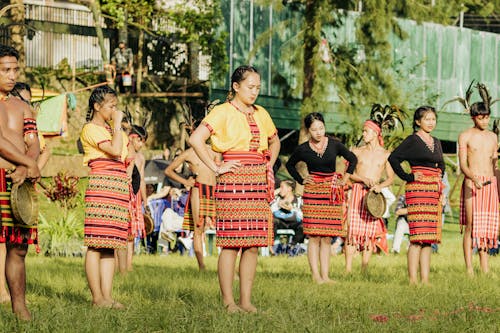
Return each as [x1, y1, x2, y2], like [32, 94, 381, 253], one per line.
[215, 151, 274, 248]
[84, 159, 130, 249]
[302, 172, 346, 237]
[405, 166, 442, 244]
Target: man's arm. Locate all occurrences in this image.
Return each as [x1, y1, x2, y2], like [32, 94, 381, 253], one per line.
[164, 150, 195, 188]
[458, 132, 477, 182]
[23, 104, 40, 161]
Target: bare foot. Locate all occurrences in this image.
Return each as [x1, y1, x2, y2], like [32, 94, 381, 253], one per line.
[14, 308, 32, 321]
[467, 268, 474, 277]
[225, 303, 243, 313]
[199, 265, 206, 272]
[0, 293, 10, 304]
[312, 275, 324, 284]
[320, 278, 336, 285]
[93, 299, 125, 310]
[239, 303, 257, 313]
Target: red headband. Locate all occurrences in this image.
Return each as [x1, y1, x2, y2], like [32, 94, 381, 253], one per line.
[364, 120, 384, 147]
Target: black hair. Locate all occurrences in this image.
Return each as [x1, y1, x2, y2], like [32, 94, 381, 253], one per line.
[226, 65, 259, 101]
[0, 44, 19, 60]
[469, 102, 490, 117]
[86, 85, 117, 121]
[10, 82, 31, 105]
[282, 179, 296, 192]
[130, 124, 148, 141]
[412, 106, 436, 132]
[304, 112, 325, 129]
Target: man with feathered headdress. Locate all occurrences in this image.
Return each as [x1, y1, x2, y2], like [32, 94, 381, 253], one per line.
[457, 82, 499, 275]
[345, 104, 405, 273]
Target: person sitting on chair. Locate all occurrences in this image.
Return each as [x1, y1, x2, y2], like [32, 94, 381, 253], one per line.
[270, 180, 304, 245]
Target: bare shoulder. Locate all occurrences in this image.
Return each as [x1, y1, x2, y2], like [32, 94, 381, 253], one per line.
[486, 130, 497, 140]
[6, 97, 29, 116]
[351, 146, 362, 156]
[458, 128, 473, 140]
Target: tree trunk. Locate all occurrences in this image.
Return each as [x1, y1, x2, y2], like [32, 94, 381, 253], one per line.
[88, 0, 108, 64]
[9, 0, 25, 80]
[136, 27, 144, 94]
[298, 0, 320, 144]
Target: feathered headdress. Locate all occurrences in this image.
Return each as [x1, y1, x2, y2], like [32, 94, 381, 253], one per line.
[369, 104, 407, 132]
[358, 104, 406, 147]
[476, 82, 500, 112]
[442, 80, 475, 113]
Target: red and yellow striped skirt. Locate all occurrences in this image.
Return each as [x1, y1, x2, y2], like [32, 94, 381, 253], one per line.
[215, 151, 273, 248]
[84, 159, 130, 249]
[183, 182, 216, 231]
[0, 169, 38, 246]
[302, 172, 345, 237]
[405, 166, 442, 244]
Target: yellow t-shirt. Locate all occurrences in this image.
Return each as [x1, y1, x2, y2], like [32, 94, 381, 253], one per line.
[202, 102, 277, 153]
[80, 123, 129, 165]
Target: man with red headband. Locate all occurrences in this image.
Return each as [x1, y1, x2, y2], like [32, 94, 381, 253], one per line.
[345, 119, 394, 273]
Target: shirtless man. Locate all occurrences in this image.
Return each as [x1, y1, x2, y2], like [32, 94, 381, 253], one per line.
[164, 144, 218, 271]
[0, 44, 41, 320]
[345, 120, 394, 273]
[458, 102, 499, 275]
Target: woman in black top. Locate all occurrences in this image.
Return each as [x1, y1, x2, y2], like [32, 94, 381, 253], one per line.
[286, 113, 357, 284]
[388, 106, 444, 285]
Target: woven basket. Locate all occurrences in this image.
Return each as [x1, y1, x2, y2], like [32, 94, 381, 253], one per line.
[10, 182, 39, 225]
[364, 191, 386, 218]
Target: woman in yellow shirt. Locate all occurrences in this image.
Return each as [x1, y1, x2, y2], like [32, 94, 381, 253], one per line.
[80, 86, 129, 309]
[189, 66, 280, 313]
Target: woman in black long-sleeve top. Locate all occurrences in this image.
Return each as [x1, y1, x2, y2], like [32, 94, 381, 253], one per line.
[388, 106, 444, 285]
[286, 112, 357, 284]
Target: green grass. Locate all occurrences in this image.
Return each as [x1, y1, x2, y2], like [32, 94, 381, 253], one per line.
[0, 223, 499, 332]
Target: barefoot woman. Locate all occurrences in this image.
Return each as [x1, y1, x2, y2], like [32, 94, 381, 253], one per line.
[286, 113, 357, 283]
[189, 66, 280, 312]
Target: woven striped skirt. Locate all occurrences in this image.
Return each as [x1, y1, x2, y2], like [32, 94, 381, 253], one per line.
[215, 151, 273, 248]
[405, 166, 442, 244]
[183, 182, 216, 231]
[302, 172, 345, 237]
[459, 176, 499, 250]
[129, 190, 145, 239]
[347, 183, 382, 248]
[0, 168, 38, 246]
[84, 159, 130, 249]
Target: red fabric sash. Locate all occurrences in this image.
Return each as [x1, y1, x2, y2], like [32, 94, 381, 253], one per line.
[222, 150, 275, 202]
[310, 172, 344, 204]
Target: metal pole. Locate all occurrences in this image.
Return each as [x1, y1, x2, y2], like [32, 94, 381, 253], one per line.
[268, 4, 273, 96]
[229, 0, 234, 85]
[249, 0, 254, 64]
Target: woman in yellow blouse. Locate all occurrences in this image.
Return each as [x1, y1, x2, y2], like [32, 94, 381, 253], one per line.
[80, 86, 129, 309]
[189, 66, 280, 313]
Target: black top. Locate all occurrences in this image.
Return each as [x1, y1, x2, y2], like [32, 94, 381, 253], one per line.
[388, 133, 445, 182]
[286, 137, 357, 185]
[132, 165, 141, 195]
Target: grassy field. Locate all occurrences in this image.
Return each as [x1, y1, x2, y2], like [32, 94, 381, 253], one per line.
[0, 222, 499, 332]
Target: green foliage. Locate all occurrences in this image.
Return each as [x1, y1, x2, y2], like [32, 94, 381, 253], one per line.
[38, 211, 84, 257]
[101, 0, 155, 27]
[165, 0, 228, 81]
[38, 172, 83, 257]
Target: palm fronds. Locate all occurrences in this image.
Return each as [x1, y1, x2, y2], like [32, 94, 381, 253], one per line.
[442, 80, 475, 112]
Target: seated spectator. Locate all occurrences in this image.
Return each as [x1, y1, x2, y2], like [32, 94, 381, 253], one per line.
[392, 195, 409, 254]
[270, 180, 304, 245]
